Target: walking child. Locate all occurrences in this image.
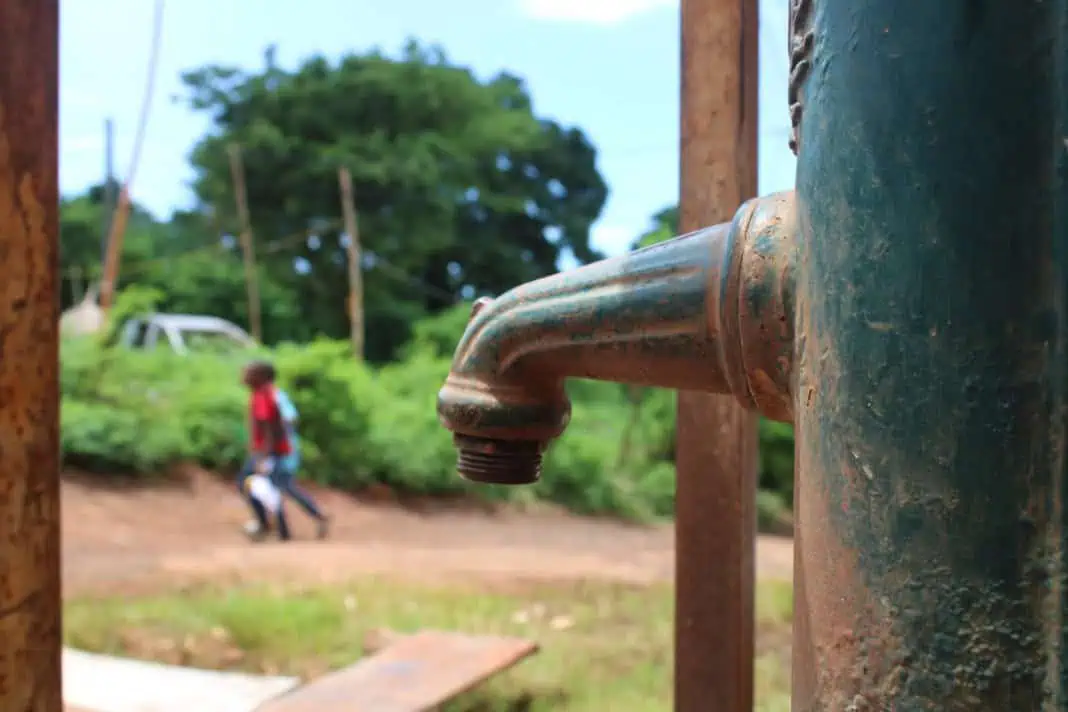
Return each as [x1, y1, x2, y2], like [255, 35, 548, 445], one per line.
[265, 369, 330, 538]
[237, 360, 294, 541]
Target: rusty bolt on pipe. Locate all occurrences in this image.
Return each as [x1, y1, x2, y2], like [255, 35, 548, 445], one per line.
[437, 191, 797, 484]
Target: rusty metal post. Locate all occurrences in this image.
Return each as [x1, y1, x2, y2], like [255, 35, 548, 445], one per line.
[0, 0, 63, 710]
[676, 0, 759, 710]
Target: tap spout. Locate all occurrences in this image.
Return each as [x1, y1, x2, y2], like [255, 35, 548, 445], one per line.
[438, 191, 796, 484]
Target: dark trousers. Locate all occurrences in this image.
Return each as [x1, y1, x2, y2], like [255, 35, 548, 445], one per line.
[273, 461, 325, 520]
[236, 456, 291, 540]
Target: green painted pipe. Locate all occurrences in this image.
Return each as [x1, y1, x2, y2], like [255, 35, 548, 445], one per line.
[791, 0, 1067, 708]
[437, 192, 796, 484]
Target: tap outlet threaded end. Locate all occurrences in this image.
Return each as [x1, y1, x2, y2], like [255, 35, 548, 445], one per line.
[454, 434, 544, 485]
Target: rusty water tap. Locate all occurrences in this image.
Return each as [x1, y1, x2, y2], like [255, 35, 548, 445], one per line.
[436, 192, 798, 485]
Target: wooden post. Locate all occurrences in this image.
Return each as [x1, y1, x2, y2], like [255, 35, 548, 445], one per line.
[337, 166, 365, 360]
[674, 0, 759, 710]
[227, 143, 263, 342]
[0, 0, 63, 708]
[99, 185, 132, 309]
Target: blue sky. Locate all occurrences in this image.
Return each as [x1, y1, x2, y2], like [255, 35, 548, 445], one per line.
[60, 0, 796, 257]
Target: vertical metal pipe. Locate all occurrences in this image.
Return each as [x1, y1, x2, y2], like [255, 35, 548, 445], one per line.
[675, 0, 759, 710]
[0, 0, 63, 709]
[791, 0, 1066, 708]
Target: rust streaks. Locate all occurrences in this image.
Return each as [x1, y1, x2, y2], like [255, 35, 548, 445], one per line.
[0, 0, 62, 709]
[788, 0, 815, 155]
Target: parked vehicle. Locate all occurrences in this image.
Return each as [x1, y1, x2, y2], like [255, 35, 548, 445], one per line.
[118, 313, 256, 356]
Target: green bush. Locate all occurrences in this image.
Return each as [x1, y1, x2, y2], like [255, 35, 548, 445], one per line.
[759, 419, 796, 506]
[272, 339, 378, 488]
[60, 335, 246, 473]
[60, 305, 796, 520]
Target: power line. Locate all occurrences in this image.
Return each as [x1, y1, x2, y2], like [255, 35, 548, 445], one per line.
[365, 254, 456, 302]
[61, 217, 460, 303]
[123, 0, 165, 189]
[99, 0, 166, 309]
[65, 220, 340, 278]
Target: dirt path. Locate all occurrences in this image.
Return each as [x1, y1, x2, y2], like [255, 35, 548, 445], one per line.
[61, 469, 793, 597]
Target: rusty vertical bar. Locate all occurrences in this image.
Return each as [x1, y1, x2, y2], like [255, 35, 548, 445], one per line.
[675, 0, 759, 710]
[0, 0, 63, 710]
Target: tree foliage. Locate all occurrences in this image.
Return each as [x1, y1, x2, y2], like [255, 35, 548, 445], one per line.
[175, 40, 607, 359]
[61, 41, 608, 362]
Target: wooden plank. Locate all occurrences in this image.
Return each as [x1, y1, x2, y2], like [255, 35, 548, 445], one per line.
[674, 0, 760, 711]
[258, 631, 538, 712]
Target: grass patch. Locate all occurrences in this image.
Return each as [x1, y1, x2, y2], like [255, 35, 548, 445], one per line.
[65, 577, 792, 711]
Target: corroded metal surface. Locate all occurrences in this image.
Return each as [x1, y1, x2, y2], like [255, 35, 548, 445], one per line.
[731, 193, 796, 422]
[0, 0, 63, 710]
[793, 0, 1065, 708]
[257, 631, 538, 712]
[675, 0, 760, 709]
[436, 193, 796, 484]
[787, 0, 814, 155]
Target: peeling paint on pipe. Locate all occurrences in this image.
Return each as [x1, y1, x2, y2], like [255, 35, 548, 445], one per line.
[791, 0, 1068, 708]
[437, 193, 796, 485]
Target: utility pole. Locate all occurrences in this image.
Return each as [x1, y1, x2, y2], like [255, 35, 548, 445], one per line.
[0, 0, 63, 709]
[337, 166, 365, 360]
[98, 0, 165, 309]
[98, 185, 132, 309]
[674, 0, 759, 710]
[227, 143, 263, 342]
[101, 117, 115, 267]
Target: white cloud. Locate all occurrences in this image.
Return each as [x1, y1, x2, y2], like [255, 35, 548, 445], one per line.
[518, 0, 677, 25]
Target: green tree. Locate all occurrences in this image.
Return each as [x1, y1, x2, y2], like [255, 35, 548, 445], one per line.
[59, 183, 170, 310]
[178, 40, 608, 360]
[58, 189, 299, 341]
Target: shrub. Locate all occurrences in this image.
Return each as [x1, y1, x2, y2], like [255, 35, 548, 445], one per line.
[60, 309, 795, 520]
[61, 335, 245, 472]
[272, 339, 378, 488]
[759, 419, 796, 506]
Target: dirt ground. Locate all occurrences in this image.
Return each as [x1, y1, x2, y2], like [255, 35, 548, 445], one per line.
[61, 467, 794, 598]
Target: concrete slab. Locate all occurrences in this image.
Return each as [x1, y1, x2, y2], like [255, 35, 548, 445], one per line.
[62, 648, 300, 712]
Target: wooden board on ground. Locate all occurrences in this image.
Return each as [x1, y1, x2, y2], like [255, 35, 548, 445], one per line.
[257, 631, 539, 712]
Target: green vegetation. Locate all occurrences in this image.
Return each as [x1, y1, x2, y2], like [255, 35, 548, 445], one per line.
[60, 40, 796, 520]
[61, 289, 795, 521]
[64, 578, 793, 711]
